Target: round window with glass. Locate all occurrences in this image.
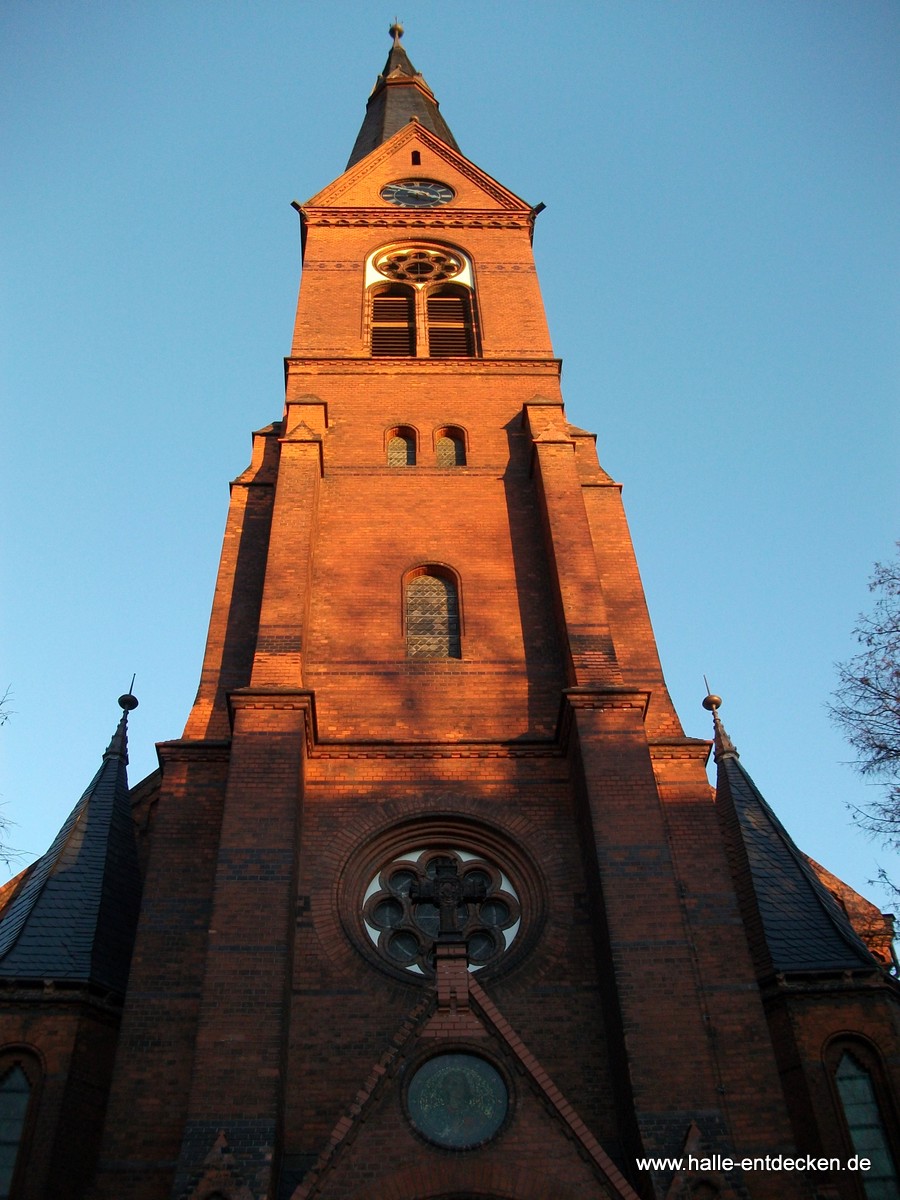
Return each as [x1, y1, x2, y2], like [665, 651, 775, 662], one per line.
[362, 848, 521, 976]
[406, 1052, 509, 1150]
[373, 247, 463, 284]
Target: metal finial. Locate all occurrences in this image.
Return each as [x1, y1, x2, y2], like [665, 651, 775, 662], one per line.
[389, 19, 403, 44]
[701, 675, 721, 712]
[118, 676, 139, 712]
[700, 678, 739, 759]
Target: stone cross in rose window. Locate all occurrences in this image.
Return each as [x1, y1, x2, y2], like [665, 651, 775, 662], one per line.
[410, 857, 487, 944]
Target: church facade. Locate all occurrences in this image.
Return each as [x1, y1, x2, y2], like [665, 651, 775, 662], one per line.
[1, 29, 898, 1200]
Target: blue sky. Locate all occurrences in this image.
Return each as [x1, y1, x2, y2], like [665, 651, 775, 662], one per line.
[2, 2, 898, 904]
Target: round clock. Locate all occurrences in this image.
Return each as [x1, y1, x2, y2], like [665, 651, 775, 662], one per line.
[380, 180, 455, 208]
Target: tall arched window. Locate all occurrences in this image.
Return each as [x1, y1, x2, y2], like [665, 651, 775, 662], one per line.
[371, 284, 415, 357]
[406, 569, 461, 659]
[834, 1051, 899, 1197]
[435, 427, 466, 467]
[367, 245, 479, 359]
[0, 1057, 39, 1200]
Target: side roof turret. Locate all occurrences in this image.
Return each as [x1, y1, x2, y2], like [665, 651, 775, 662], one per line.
[347, 23, 459, 168]
[704, 693, 884, 977]
[0, 693, 143, 995]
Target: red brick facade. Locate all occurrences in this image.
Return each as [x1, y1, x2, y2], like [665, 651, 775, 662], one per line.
[3, 44, 898, 1200]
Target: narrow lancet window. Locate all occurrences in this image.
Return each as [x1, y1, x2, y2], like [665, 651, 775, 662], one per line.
[0, 1066, 31, 1200]
[835, 1052, 899, 1198]
[406, 571, 461, 659]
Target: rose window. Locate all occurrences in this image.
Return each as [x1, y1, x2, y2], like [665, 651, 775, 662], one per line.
[374, 248, 463, 284]
[362, 848, 521, 976]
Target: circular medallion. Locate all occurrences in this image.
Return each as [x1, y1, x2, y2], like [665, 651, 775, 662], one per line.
[381, 180, 455, 208]
[407, 1053, 508, 1149]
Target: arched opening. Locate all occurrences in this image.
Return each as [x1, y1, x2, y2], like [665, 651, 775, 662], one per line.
[387, 426, 417, 466]
[371, 284, 416, 357]
[405, 568, 461, 659]
[427, 284, 476, 358]
[0, 1054, 40, 1200]
[367, 245, 479, 359]
[834, 1050, 899, 1197]
[435, 427, 467, 466]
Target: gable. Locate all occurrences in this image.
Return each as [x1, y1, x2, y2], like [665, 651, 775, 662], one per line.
[304, 122, 532, 214]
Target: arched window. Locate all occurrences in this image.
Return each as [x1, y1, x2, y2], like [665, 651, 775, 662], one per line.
[367, 245, 479, 359]
[371, 284, 415, 357]
[834, 1051, 899, 1197]
[427, 284, 476, 358]
[406, 569, 461, 659]
[435, 427, 466, 467]
[0, 1056, 39, 1200]
[386, 426, 417, 466]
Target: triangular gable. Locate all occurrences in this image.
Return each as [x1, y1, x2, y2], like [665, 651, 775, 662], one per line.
[304, 122, 532, 214]
[290, 952, 639, 1200]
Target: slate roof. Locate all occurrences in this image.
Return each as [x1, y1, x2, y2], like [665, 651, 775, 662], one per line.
[712, 710, 879, 975]
[346, 26, 459, 169]
[0, 700, 142, 994]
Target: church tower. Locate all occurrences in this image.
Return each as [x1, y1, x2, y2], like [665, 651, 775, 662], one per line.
[2, 25, 897, 1200]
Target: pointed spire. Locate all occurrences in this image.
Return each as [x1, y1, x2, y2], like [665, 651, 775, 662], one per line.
[0, 693, 143, 993]
[347, 24, 460, 169]
[706, 691, 880, 976]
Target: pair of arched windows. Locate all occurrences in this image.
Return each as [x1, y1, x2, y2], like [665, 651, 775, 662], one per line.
[386, 427, 466, 468]
[368, 245, 479, 359]
[405, 568, 460, 659]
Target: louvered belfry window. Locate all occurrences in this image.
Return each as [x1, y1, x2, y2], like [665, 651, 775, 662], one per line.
[406, 572, 461, 659]
[427, 285, 475, 357]
[368, 246, 478, 359]
[371, 285, 415, 357]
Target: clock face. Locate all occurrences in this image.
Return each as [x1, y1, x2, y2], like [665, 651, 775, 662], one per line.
[380, 180, 455, 208]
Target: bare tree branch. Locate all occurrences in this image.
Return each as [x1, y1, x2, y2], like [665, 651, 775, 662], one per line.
[829, 543, 900, 855]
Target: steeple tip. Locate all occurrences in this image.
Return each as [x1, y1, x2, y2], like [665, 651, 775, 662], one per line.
[105, 686, 139, 764]
[346, 22, 460, 169]
[702, 685, 739, 761]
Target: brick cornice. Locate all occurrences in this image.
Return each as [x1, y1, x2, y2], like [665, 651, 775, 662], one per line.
[0, 977, 125, 1016]
[284, 356, 562, 377]
[301, 210, 533, 231]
